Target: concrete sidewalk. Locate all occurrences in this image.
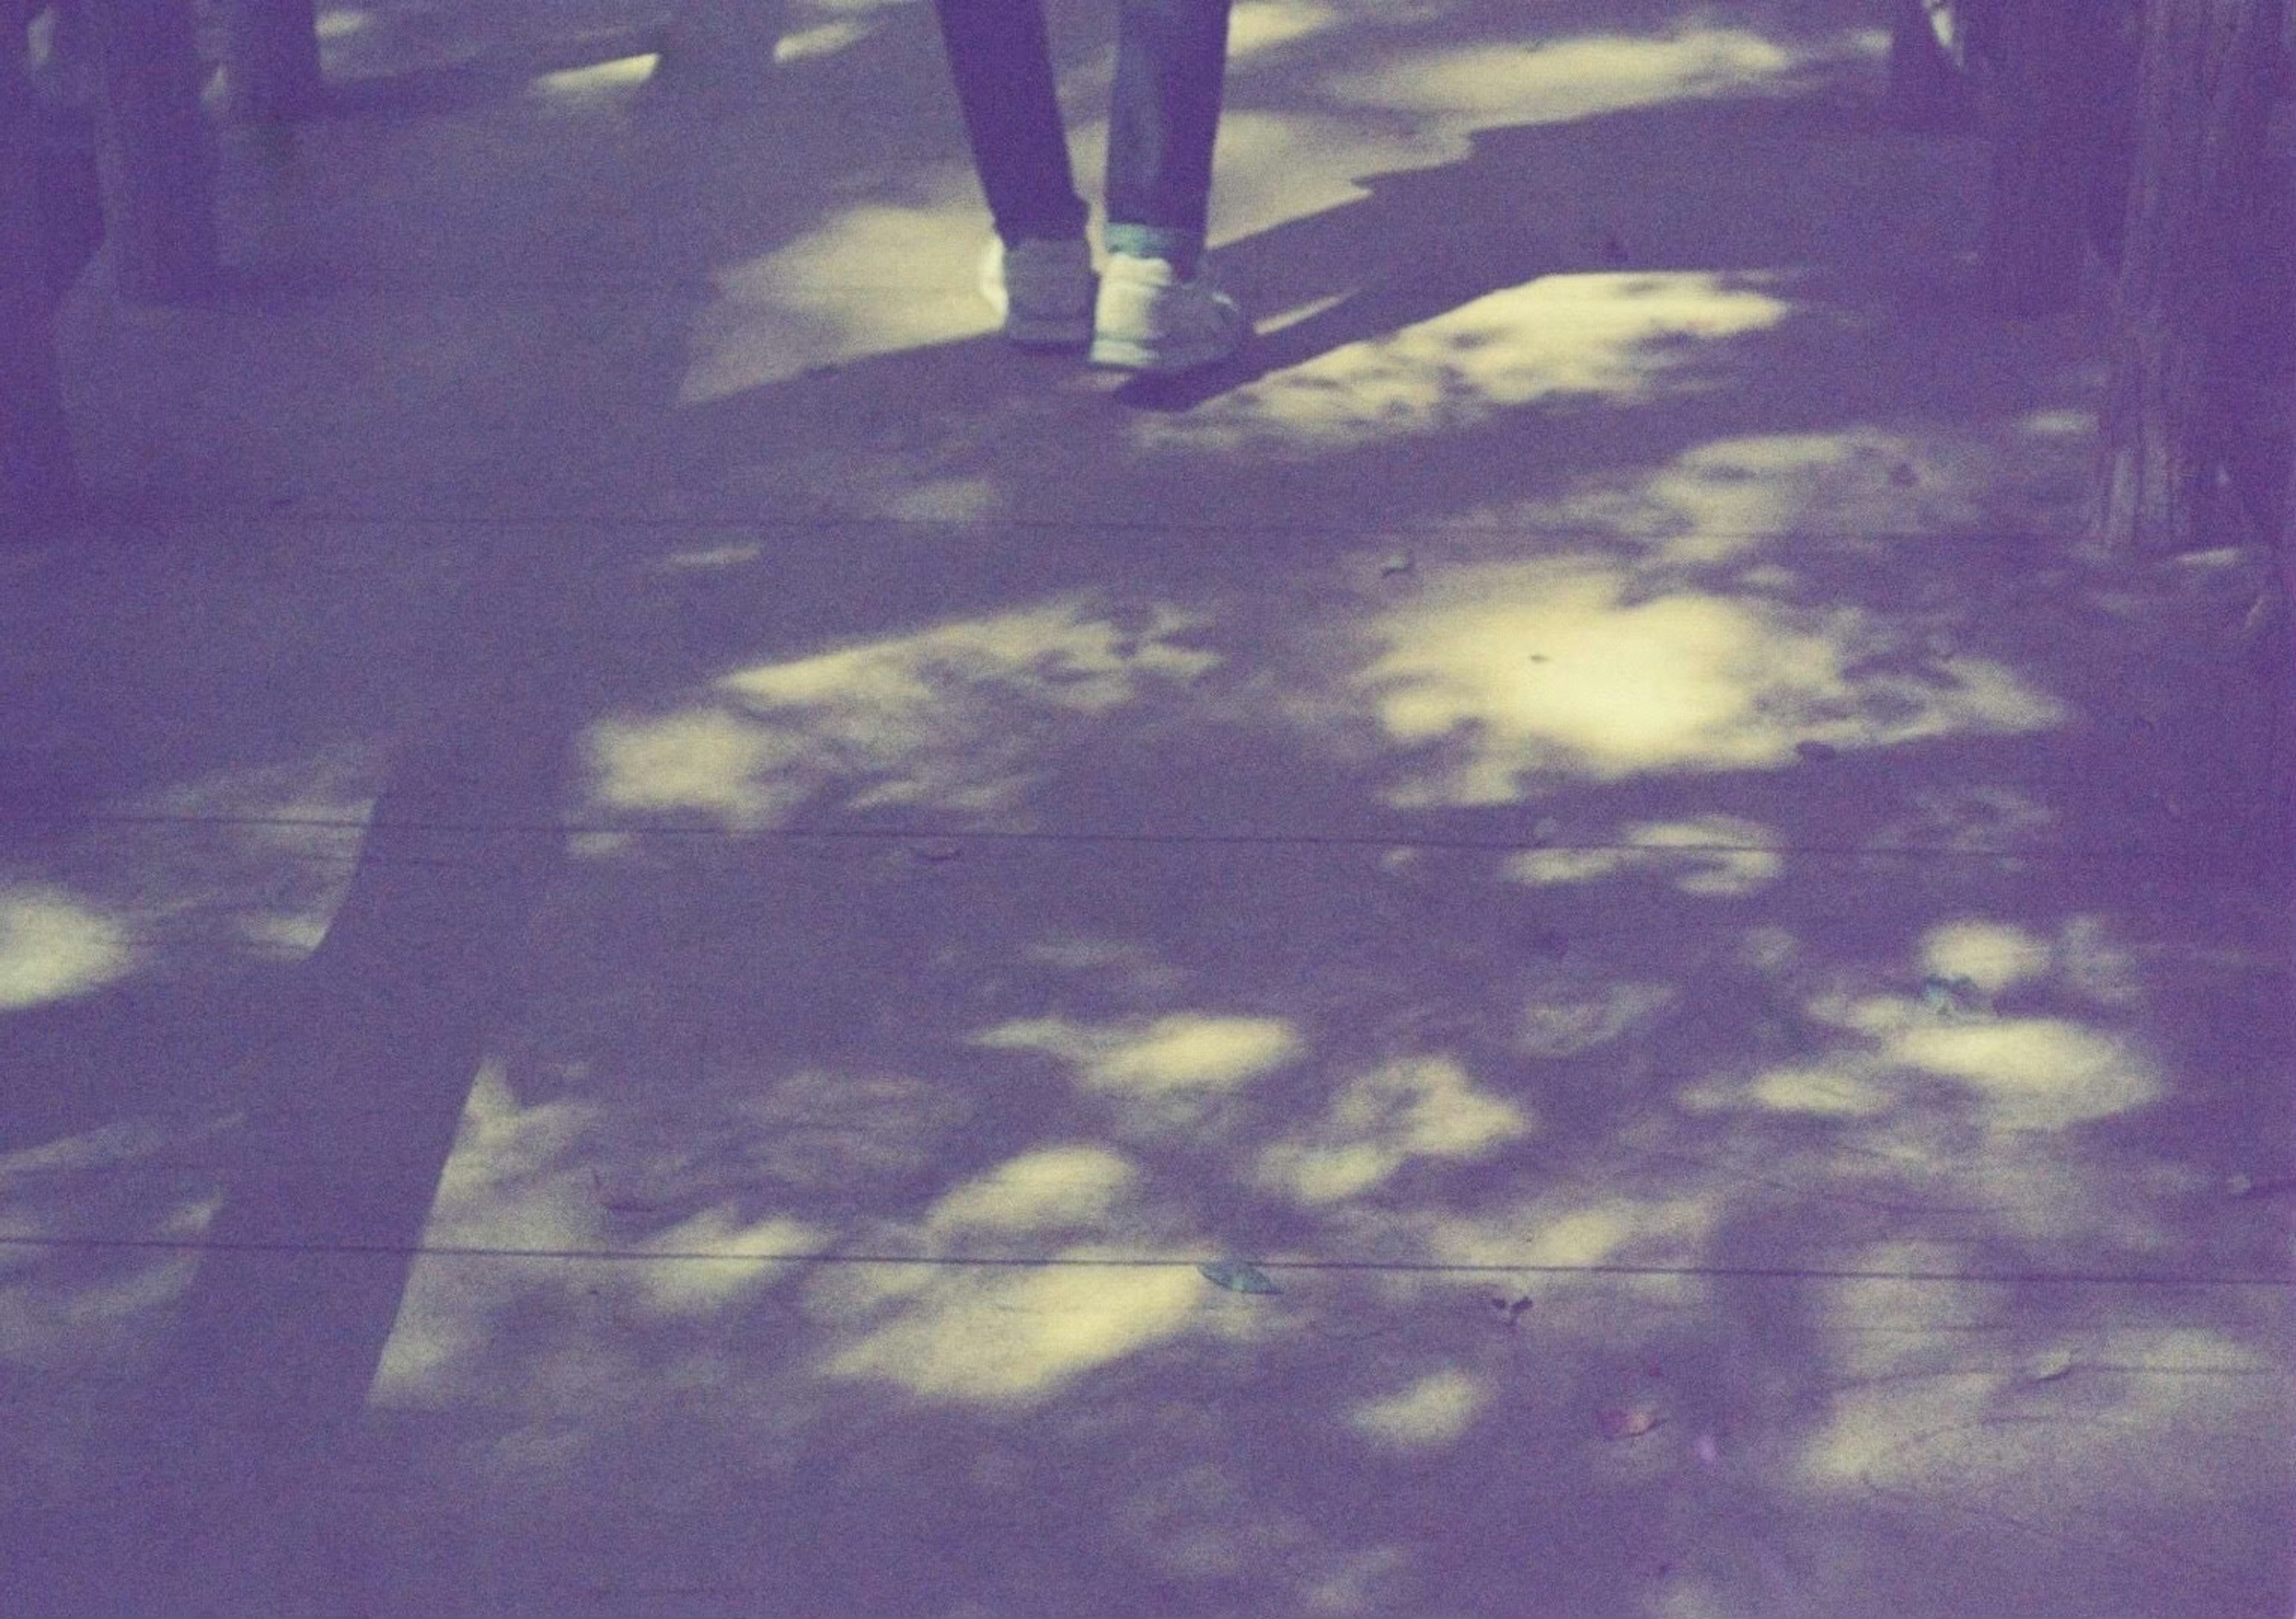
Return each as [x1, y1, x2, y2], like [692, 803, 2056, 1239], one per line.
[2, 1, 2290, 1614]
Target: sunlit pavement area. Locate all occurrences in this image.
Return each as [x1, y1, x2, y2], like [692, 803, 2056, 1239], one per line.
[3, 1, 2293, 1615]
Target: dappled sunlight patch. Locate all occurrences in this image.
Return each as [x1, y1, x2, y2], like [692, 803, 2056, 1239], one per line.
[1742, 1065, 1900, 1119]
[1888, 1019, 2160, 1130]
[1561, 428, 2074, 557]
[579, 597, 1219, 829]
[1136, 274, 1787, 457]
[1320, 28, 1812, 124]
[974, 1012, 1304, 1098]
[0, 886, 134, 1010]
[1505, 814, 1782, 896]
[584, 708, 808, 829]
[235, 911, 332, 958]
[0, 1128, 214, 1374]
[1806, 1279, 2291, 1600]
[1523, 1206, 1639, 1269]
[819, 1250, 1199, 1404]
[723, 599, 1217, 717]
[422, 1062, 606, 1251]
[528, 53, 658, 104]
[0, 1247, 201, 1371]
[973, 1011, 1305, 1141]
[1502, 846, 1628, 887]
[1632, 816, 1784, 896]
[872, 474, 1000, 523]
[1516, 980, 1677, 1059]
[771, 18, 877, 63]
[1363, 558, 1815, 798]
[1257, 1139, 1392, 1205]
[372, 1264, 503, 1404]
[1256, 1056, 1532, 1206]
[1391, 1199, 1719, 1293]
[1351, 555, 2062, 805]
[0, 1123, 223, 1371]
[628, 1208, 828, 1318]
[1187, 109, 1465, 248]
[1799, 1306, 2282, 1570]
[924, 1144, 1140, 1239]
[1226, 0, 1342, 62]
[375, 1065, 611, 1400]
[1345, 1365, 1489, 1450]
[681, 194, 988, 398]
[1917, 919, 2054, 997]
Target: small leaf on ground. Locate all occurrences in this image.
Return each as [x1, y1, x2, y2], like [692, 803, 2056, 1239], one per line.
[1920, 975, 1986, 1018]
[1794, 740, 1840, 762]
[1596, 1404, 1665, 1440]
[1199, 1260, 1281, 1295]
[1379, 553, 1414, 577]
[2021, 1349, 2076, 1383]
[913, 842, 963, 863]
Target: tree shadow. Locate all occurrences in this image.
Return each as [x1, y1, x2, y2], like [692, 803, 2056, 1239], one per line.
[3, 0, 2291, 1614]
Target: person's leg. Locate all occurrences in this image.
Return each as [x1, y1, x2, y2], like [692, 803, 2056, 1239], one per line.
[1103, 0, 1234, 277]
[930, 0, 1089, 246]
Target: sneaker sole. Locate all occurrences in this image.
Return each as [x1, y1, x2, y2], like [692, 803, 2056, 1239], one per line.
[1086, 329, 1248, 373]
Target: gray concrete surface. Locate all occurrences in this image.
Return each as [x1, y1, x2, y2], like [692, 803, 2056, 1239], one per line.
[2, 1, 2291, 1615]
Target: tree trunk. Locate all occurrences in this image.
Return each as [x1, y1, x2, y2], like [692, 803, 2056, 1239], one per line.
[224, 0, 320, 121]
[83, 0, 217, 303]
[3, 12, 78, 530]
[2093, 0, 2282, 554]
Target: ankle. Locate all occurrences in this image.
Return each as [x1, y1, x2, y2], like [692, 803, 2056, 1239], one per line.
[1104, 222, 1202, 280]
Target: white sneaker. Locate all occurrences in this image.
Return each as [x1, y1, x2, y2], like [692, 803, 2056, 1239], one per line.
[1088, 252, 1250, 374]
[978, 237, 1095, 350]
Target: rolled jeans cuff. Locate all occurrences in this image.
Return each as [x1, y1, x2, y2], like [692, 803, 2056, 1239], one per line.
[1104, 222, 1204, 277]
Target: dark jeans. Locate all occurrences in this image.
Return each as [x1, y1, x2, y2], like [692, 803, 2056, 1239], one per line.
[930, 0, 1234, 273]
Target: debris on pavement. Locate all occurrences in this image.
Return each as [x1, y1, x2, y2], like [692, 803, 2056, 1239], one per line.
[1793, 740, 1840, 762]
[1486, 1293, 1532, 1327]
[912, 842, 964, 863]
[1919, 974, 1988, 1019]
[1199, 1259, 1281, 1295]
[2020, 1349, 2076, 1383]
[1596, 1404, 1665, 1440]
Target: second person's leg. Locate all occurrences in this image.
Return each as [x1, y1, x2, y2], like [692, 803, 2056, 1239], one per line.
[1092, 0, 1247, 371]
[1103, 0, 1235, 277]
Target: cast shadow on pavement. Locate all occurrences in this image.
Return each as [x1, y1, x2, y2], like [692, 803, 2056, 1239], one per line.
[2, 1, 2290, 1614]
